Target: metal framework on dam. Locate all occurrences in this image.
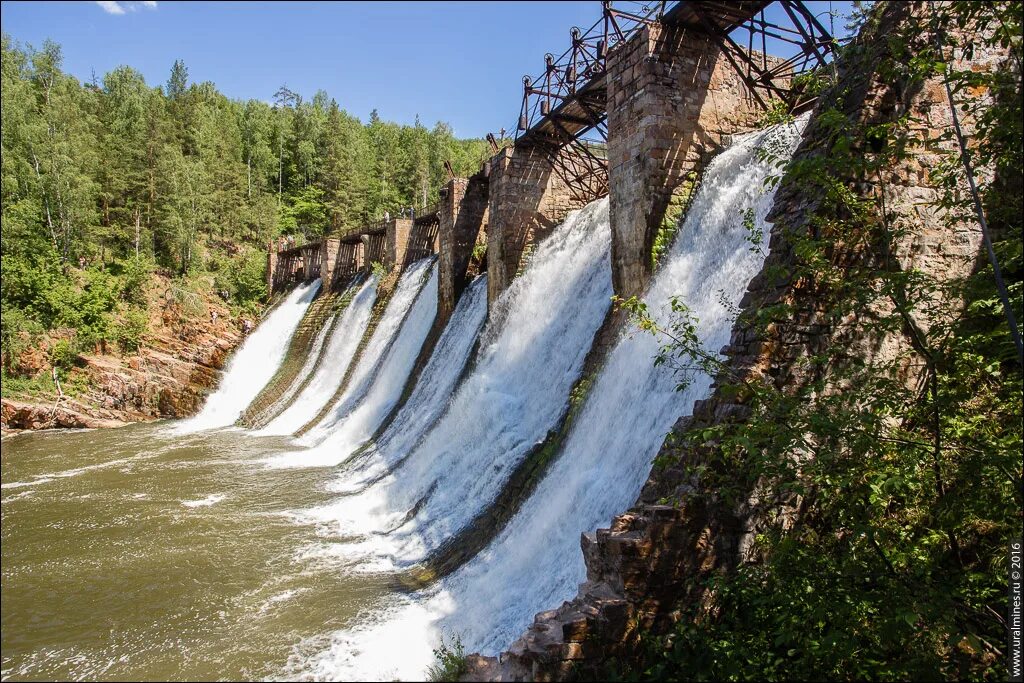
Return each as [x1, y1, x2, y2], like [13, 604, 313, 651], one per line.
[269, 0, 836, 317]
[513, 0, 835, 203]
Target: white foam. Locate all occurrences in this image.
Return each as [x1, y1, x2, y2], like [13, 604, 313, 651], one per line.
[180, 493, 226, 508]
[300, 258, 436, 446]
[266, 261, 438, 469]
[259, 276, 379, 436]
[297, 198, 613, 571]
[174, 281, 320, 433]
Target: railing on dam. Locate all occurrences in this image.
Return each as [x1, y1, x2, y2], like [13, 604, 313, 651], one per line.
[269, 203, 443, 294]
[505, 0, 835, 203]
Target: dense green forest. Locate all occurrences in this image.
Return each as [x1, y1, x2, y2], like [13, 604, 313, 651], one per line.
[0, 35, 490, 387]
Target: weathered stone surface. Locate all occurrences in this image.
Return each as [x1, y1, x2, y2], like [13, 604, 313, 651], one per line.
[320, 237, 341, 290]
[607, 23, 785, 299]
[485, 144, 587, 304]
[438, 173, 489, 323]
[386, 217, 414, 271]
[462, 3, 1006, 679]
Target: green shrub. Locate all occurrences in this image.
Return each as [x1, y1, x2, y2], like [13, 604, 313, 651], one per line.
[213, 249, 267, 315]
[0, 304, 44, 373]
[0, 366, 57, 399]
[49, 338, 77, 369]
[119, 254, 153, 306]
[113, 309, 148, 353]
[425, 634, 467, 682]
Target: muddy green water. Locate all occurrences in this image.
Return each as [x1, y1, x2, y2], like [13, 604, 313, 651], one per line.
[1, 423, 389, 680]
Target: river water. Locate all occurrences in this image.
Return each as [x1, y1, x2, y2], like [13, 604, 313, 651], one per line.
[1, 424, 390, 680]
[1, 116, 807, 682]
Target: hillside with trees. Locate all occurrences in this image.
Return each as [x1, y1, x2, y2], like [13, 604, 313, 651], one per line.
[0, 35, 491, 411]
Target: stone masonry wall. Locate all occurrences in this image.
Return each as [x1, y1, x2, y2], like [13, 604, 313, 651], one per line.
[438, 174, 489, 323]
[463, 3, 1004, 680]
[607, 23, 784, 298]
[386, 217, 414, 272]
[485, 143, 586, 304]
[320, 237, 341, 290]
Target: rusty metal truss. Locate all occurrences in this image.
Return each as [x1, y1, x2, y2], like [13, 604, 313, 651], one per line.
[512, 0, 835, 203]
[695, 1, 836, 111]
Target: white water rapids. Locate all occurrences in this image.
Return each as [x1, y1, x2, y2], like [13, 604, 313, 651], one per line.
[173, 281, 319, 434]
[331, 274, 488, 494]
[286, 116, 808, 680]
[294, 198, 613, 572]
[299, 257, 435, 447]
[258, 276, 379, 436]
[266, 260, 438, 468]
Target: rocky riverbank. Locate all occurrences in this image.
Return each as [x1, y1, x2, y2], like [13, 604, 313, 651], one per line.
[1, 272, 249, 436]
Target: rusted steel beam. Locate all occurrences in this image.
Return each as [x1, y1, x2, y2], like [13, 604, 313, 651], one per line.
[507, 0, 835, 205]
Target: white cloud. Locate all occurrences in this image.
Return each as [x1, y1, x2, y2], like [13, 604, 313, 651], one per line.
[95, 1, 158, 15]
[96, 1, 126, 14]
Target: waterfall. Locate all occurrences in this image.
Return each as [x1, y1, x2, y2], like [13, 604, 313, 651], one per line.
[265, 261, 438, 468]
[295, 198, 612, 571]
[258, 276, 379, 436]
[443, 115, 809, 655]
[299, 257, 436, 446]
[254, 300, 340, 426]
[331, 274, 488, 494]
[287, 117, 808, 681]
[173, 281, 320, 434]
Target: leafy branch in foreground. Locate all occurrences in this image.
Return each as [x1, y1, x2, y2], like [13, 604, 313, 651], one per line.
[610, 2, 1022, 680]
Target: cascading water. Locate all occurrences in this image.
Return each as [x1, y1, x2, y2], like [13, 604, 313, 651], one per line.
[173, 281, 320, 434]
[258, 276, 379, 436]
[331, 274, 488, 494]
[288, 116, 808, 681]
[265, 261, 439, 468]
[254, 303, 340, 426]
[295, 198, 613, 571]
[299, 257, 435, 446]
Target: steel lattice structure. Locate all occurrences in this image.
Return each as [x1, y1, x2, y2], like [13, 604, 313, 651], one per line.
[511, 1, 836, 203]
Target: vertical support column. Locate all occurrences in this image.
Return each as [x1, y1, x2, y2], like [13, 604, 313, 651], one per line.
[607, 22, 770, 298]
[355, 240, 365, 272]
[321, 237, 341, 290]
[302, 244, 313, 281]
[360, 235, 373, 272]
[438, 174, 489, 324]
[386, 218, 414, 272]
[484, 143, 582, 304]
[266, 240, 277, 297]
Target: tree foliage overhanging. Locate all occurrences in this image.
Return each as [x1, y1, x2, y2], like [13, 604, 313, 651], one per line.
[612, 1, 1022, 680]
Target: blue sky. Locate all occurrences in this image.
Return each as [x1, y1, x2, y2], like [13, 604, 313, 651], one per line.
[1, 1, 857, 138]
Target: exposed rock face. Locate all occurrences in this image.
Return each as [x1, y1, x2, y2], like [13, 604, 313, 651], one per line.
[2, 274, 244, 435]
[462, 2, 1005, 679]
